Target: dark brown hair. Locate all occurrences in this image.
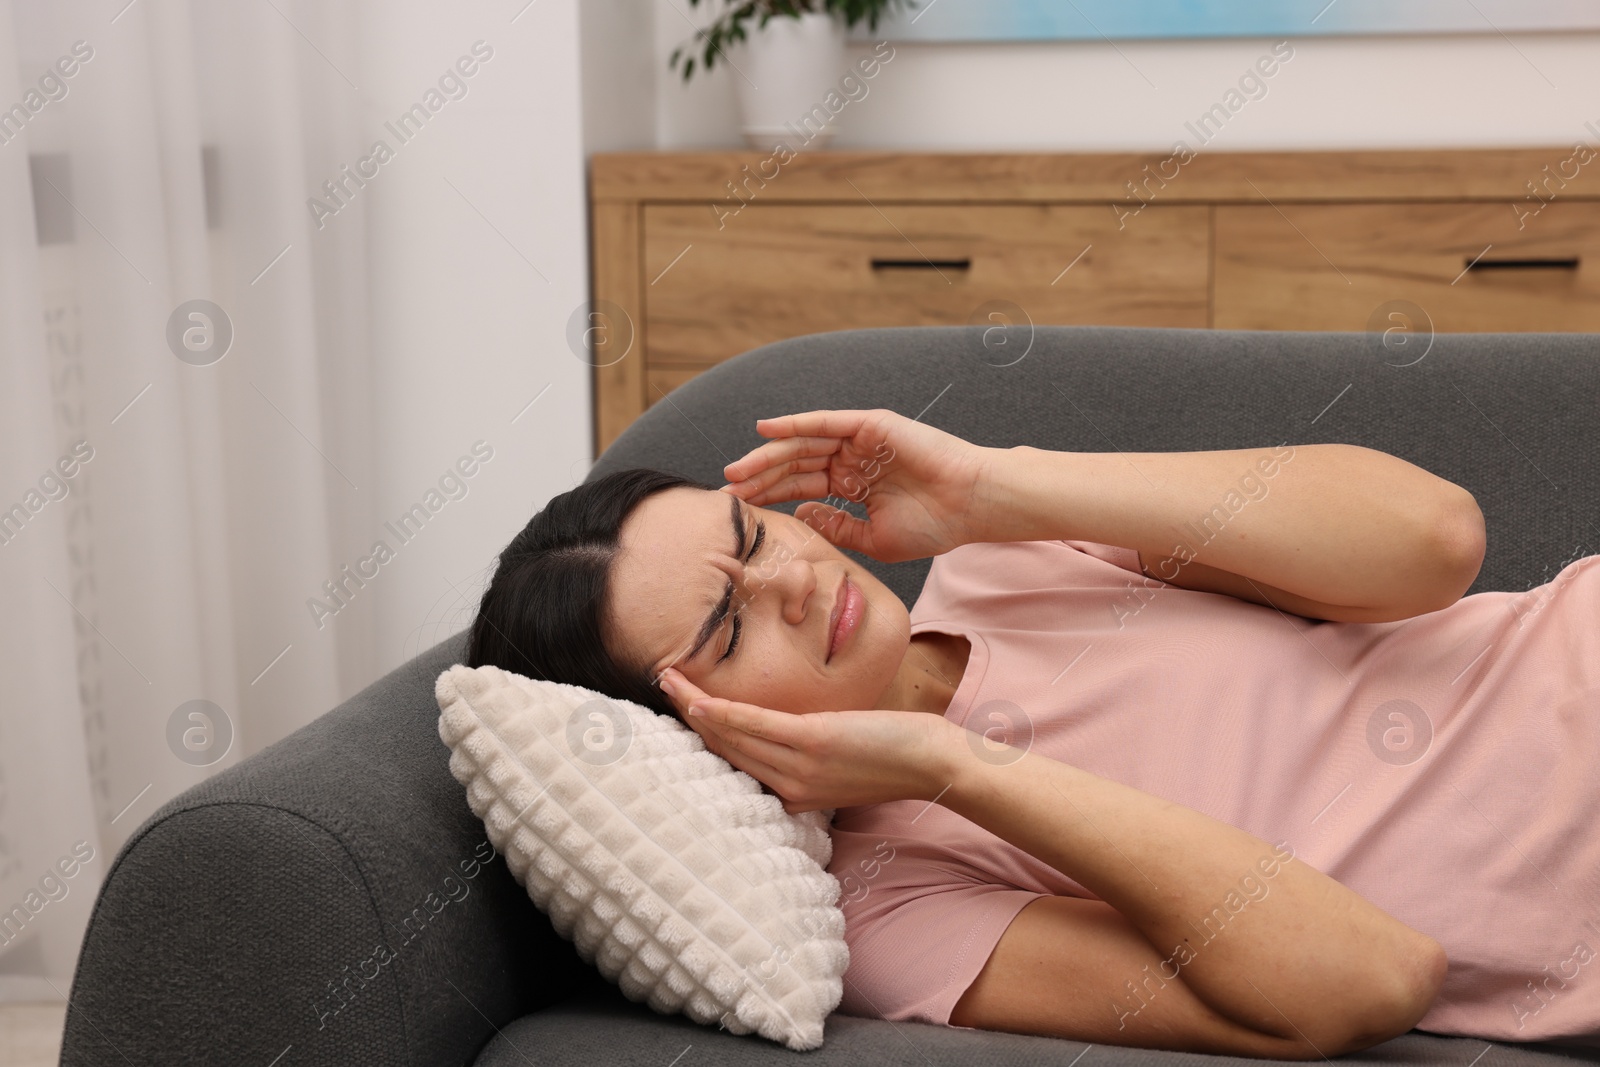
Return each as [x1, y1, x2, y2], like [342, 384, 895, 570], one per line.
[466, 467, 715, 718]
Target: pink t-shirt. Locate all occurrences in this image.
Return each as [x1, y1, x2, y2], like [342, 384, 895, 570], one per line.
[827, 538, 1600, 1046]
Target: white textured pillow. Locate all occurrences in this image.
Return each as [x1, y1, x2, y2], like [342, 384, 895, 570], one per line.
[435, 663, 848, 1050]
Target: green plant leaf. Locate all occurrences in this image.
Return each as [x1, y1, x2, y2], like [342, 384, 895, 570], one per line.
[670, 0, 907, 83]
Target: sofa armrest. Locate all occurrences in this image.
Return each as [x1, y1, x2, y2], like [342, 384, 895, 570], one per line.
[60, 631, 611, 1066]
[61, 802, 408, 1063]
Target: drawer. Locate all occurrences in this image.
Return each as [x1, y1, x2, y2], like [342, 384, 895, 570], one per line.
[642, 203, 1209, 367]
[1214, 202, 1600, 332]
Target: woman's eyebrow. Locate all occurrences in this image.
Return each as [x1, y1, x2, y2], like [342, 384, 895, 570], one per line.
[681, 497, 746, 663]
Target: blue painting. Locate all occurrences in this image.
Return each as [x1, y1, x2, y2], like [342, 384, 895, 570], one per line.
[846, 0, 1600, 42]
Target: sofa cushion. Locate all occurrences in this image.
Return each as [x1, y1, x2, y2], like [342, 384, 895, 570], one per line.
[471, 992, 1600, 1066]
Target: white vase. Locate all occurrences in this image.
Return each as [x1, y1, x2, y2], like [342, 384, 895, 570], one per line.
[729, 11, 848, 151]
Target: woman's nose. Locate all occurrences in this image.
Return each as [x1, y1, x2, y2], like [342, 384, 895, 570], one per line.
[780, 559, 817, 625]
[746, 552, 814, 625]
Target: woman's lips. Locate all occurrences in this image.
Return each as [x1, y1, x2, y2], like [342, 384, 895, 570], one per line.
[828, 576, 864, 663]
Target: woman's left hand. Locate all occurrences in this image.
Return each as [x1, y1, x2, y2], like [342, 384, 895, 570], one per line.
[720, 408, 996, 563]
[657, 667, 957, 814]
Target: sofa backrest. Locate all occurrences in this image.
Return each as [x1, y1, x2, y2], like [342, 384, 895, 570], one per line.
[593, 325, 1600, 603]
[61, 326, 1598, 1066]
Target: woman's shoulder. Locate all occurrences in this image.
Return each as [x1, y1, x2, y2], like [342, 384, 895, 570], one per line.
[909, 538, 1146, 623]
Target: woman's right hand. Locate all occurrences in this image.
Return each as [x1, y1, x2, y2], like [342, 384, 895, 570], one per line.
[719, 408, 996, 563]
[658, 667, 959, 814]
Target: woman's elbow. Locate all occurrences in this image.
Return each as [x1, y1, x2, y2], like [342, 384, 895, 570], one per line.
[1330, 937, 1449, 1056]
[1401, 494, 1485, 618]
[1437, 489, 1487, 600]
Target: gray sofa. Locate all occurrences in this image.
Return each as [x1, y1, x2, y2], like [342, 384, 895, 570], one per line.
[59, 326, 1600, 1065]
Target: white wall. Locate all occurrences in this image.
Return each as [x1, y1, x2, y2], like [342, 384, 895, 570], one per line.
[641, 10, 1600, 151]
[358, 0, 593, 668]
[580, 0, 657, 154]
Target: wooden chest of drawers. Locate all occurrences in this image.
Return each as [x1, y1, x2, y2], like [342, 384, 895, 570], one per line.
[588, 149, 1600, 453]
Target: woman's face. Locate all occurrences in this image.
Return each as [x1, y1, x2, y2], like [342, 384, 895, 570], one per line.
[607, 487, 910, 715]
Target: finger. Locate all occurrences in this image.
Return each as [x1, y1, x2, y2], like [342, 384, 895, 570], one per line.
[684, 698, 799, 769]
[731, 451, 835, 488]
[657, 665, 710, 711]
[724, 436, 842, 483]
[659, 668, 803, 749]
[686, 693, 803, 751]
[794, 502, 876, 557]
[733, 469, 834, 508]
[738, 472, 830, 509]
[691, 719, 791, 792]
[753, 410, 882, 442]
[653, 666, 696, 718]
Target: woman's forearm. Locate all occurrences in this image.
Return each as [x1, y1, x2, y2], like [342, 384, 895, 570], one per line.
[932, 735, 1446, 1048]
[975, 443, 1483, 617]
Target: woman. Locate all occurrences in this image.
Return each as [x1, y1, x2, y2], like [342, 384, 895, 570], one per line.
[467, 408, 1600, 1058]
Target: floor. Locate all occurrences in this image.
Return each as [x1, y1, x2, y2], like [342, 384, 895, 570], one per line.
[0, 1003, 66, 1067]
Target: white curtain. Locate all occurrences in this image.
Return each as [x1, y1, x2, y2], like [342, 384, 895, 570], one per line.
[0, 0, 378, 999]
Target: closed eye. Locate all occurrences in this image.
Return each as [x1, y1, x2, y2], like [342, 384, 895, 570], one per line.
[718, 517, 765, 662]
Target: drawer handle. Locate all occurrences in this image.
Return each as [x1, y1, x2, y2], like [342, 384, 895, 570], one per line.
[870, 257, 971, 271]
[1464, 256, 1580, 271]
